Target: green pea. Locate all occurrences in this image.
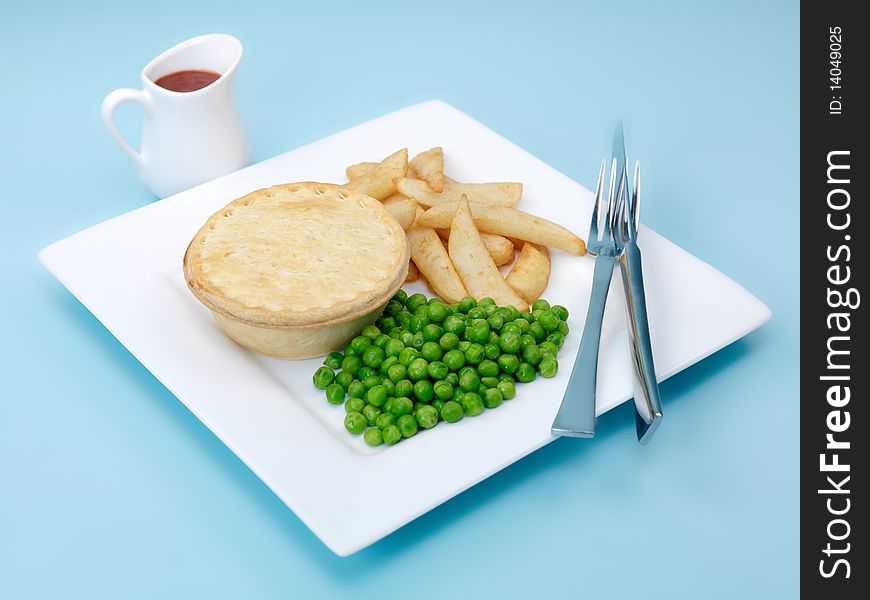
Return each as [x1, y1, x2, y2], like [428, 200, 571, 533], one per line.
[441, 400, 464, 423]
[313, 367, 335, 389]
[516, 362, 537, 383]
[467, 306, 487, 320]
[498, 373, 515, 383]
[480, 376, 500, 389]
[396, 311, 412, 329]
[363, 374, 381, 389]
[520, 334, 537, 349]
[392, 289, 408, 304]
[451, 388, 464, 402]
[335, 370, 353, 390]
[415, 405, 439, 429]
[381, 379, 395, 397]
[442, 315, 466, 336]
[366, 385, 388, 407]
[458, 365, 476, 377]
[364, 427, 383, 447]
[384, 300, 403, 317]
[345, 397, 365, 413]
[341, 354, 363, 376]
[457, 340, 471, 353]
[431, 398, 446, 416]
[350, 335, 370, 354]
[363, 404, 382, 426]
[325, 383, 345, 405]
[499, 331, 522, 354]
[406, 293, 428, 313]
[400, 330, 415, 346]
[461, 393, 484, 416]
[407, 358, 430, 381]
[538, 310, 560, 332]
[397, 414, 418, 438]
[323, 351, 343, 369]
[443, 349, 466, 371]
[388, 328, 403, 339]
[546, 331, 565, 349]
[422, 324, 443, 343]
[398, 347, 419, 366]
[532, 299, 551, 312]
[434, 380, 454, 400]
[497, 379, 516, 400]
[382, 424, 402, 445]
[412, 401, 425, 415]
[557, 320, 570, 336]
[379, 355, 398, 375]
[484, 304, 498, 317]
[426, 302, 449, 324]
[387, 364, 407, 383]
[373, 334, 389, 349]
[384, 397, 395, 413]
[465, 343, 485, 365]
[487, 314, 504, 331]
[523, 344, 543, 366]
[483, 343, 501, 360]
[459, 370, 480, 393]
[411, 332, 425, 350]
[551, 304, 569, 321]
[477, 359, 500, 378]
[391, 396, 414, 417]
[478, 297, 495, 307]
[376, 316, 396, 332]
[539, 341, 559, 357]
[483, 388, 503, 409]
[413, 380, 435, 403]
[445, 372, 459, 386]
[427, 361, 449, 380]
[384, 338, 405, 358]
[498, 353, 520, 374]
[539, 358, 558, 378]
[501, 322, 521, 336]
[358, 366, 377, 380]
[421, 341, 443, 362]
[362, 325, 380, 339]
[407, 315, 423, 333]
[375, 413, 396, 429]
[466, 320, 490, 344]
[458, 296, 477, 313]
[529, 322, 546, 342]
[439, 332, 460, 352]
[394, 379, 413, 398]
[348, 380, 366, 399]
[344, 411, 367, 434]
[514, 318, 530, 333]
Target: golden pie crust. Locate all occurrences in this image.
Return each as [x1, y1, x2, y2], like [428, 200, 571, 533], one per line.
[183, 182, 409, 358]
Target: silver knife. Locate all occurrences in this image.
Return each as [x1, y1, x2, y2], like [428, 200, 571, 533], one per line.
[613, 124, 663, 443]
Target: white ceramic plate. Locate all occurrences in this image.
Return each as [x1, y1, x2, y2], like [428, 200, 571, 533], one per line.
[39, 100, 770, 556]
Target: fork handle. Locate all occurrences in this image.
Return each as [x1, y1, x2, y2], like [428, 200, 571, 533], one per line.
[620, 242, 663, 443]
[551, 254, 617, 437]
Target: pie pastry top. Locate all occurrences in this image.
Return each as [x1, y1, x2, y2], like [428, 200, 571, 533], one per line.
[184, 182, 410, 328]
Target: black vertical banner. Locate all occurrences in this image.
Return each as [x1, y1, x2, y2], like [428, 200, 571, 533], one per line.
[802, 2, 866, 597]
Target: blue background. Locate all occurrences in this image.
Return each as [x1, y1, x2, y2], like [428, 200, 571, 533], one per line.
[1, 1, 799, 598]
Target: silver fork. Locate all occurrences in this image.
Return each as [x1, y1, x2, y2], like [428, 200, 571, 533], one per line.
[551, 158, 627, 437]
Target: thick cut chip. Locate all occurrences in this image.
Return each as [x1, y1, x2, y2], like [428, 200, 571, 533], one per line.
[406, 215, 468, 304]
[409, 147, 444, 192]
[381, 194, 417, 229]
[447, 197, 527, 310]
[418, 201, 585, 256]
[342, 149, 407, 200]
[436, 229, 514, 266]
[506, 243, 551, 303]
[406, 259, 420, 283]
[345, 161, 378, 181]
[395, 176, 521, 208]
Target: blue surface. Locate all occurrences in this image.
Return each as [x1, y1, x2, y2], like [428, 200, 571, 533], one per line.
[1, 1, 798, 598]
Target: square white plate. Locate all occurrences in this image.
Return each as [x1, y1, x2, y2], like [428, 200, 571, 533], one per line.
[39, 100, 770, 556]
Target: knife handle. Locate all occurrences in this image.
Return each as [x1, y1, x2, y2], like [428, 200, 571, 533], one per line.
[551, 254, 617, 437]
[620, 242, 663, 443]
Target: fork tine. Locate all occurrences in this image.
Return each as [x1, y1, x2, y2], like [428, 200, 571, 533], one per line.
[613, 167, 629, 242]
[632, 161, 641, 231]
[589, 160, 605, 241]
[601, 157, 617, 240]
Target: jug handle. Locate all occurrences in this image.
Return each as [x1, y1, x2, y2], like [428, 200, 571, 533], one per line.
[101, 88, 150, 167]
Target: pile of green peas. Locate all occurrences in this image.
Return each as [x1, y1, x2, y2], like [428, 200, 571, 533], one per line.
[312, 291, 569, 447]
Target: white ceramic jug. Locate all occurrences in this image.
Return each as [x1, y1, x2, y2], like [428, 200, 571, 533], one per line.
[101, 34, 249, 198]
